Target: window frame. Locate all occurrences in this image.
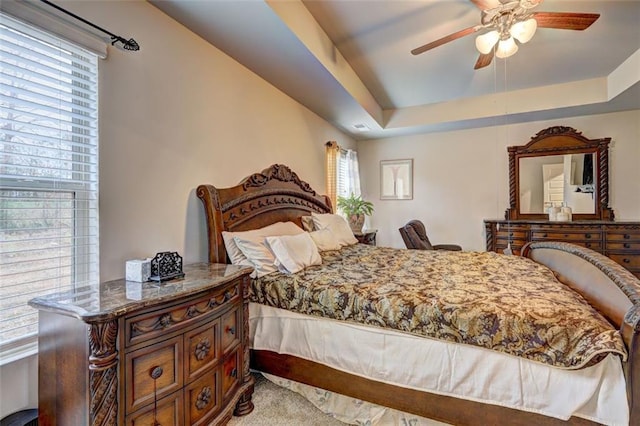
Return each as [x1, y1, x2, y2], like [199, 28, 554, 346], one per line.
[0, 12, 99, 363]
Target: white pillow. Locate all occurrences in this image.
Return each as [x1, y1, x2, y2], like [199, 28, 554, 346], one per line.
[222, 222, 304, 266]
[266, 233, 322, 274]
[311, 213, 358, 246]
[233, 236, 276, 278]
[309, 229, 342, 251]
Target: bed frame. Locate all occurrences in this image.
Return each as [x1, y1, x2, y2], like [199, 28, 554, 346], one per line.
[197, 163, 640, 425]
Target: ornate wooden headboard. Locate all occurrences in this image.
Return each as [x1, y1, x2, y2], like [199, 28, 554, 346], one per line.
[196, 164, 332, 264]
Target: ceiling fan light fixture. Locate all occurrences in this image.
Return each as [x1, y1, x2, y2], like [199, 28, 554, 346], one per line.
[475, 30, 500, 54]
[495, 36, 519, 58]
[510, 18, 537, 43]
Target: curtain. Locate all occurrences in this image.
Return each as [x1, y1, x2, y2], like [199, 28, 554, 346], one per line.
[325, 141, 339, 211]
[325, 142, 362, 212]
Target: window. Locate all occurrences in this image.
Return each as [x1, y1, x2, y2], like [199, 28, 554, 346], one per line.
[325, 141, 361, 211]
[337, 148, 360, 199]
[0, 14, 99, 360]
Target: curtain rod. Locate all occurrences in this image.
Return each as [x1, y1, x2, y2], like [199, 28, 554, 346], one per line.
[40, 0, 139, 51]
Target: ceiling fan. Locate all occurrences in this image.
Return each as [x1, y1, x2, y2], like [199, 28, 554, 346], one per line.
[411, 0, 600, 69]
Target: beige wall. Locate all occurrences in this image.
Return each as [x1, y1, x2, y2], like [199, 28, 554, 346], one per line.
[358, 110, 640, 251]
[0, 0, 354, 418]
[75, 0, 355, 282]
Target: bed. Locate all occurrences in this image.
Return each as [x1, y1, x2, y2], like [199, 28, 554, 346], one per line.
[197, 164, 640, 425]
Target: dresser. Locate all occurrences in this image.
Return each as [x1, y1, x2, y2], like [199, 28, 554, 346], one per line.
[485, 220, 640, 278]
[28, 263, 254, 426]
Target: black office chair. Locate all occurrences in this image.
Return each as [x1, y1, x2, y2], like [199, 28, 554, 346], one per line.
[399, 220, 462, 251]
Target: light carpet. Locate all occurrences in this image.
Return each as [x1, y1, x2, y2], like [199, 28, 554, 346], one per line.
[227, 373, 346, 426]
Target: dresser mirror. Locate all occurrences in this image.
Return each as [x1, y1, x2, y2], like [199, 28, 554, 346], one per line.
[506, 126, 614, 221]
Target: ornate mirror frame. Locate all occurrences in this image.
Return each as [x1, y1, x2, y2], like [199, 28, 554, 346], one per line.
[506, 126, 614, 221]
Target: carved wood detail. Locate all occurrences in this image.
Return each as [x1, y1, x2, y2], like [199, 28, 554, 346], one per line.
[241, 164, 316, 194]
[130, 286, 238, 337]
[235, 273, 255, 416]
[88, 320, 119, 426]
[533, 125, 579, 138]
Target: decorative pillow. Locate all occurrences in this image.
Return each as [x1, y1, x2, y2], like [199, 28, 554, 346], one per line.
[266, 233, 322, 274]
[311, 213, 358, 246]
[309, 229, 342, 251]
[222, 222, 304, 267]
[300, 215, 315, 232]
[233, 236, 276, 278]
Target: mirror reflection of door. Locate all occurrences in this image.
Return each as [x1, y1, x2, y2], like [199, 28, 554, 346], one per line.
[543, 164, 565, 206]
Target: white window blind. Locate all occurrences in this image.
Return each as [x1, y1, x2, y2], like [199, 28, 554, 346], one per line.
[337, 149, 361, 198]
[0, 13, 99, 357]
[337, 149, 349, 198]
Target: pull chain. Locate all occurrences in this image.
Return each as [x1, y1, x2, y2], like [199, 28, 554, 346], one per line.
[150, 366, 163, 426]
[153, 377, 159, 426]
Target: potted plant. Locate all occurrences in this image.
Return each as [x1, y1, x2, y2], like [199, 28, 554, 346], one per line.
[337, 193, 374, 233]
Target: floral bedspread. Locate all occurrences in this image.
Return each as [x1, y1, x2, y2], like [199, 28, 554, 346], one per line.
[250, 244, 626, 369]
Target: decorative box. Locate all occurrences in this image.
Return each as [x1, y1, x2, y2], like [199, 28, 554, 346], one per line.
[125, 259, 151, 282]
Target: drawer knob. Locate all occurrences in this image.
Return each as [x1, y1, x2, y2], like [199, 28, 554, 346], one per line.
[624, 243, 631, 248]
[542, 233, 548, 238]
[226, 325, 236, 335]
[149, 366, 163, 380]
[585, 234, 591, 239]
[624, 234, 631, 239]
[624, 259, 631, 264]
[195, 338, 211, 361]
[585, 243, 592, 248]
[230, 368, 237, 378]
[195, 386, 212, 411]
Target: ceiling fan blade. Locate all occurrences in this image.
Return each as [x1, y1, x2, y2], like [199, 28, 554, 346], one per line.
[474, 51, 494, 70]
[411, 26, 480, 55]
[470, 0, 500, 10]
[533, 12, 600, 30]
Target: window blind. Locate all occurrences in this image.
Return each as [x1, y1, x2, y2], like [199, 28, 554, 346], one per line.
[337, 149, 349, 198]
[0, 13, 99, 356]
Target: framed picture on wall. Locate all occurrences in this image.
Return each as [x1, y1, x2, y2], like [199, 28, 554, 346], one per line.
[380, 159, 413, 200]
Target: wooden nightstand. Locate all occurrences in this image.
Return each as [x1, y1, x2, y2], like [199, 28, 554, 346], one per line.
[28, 263, 254, 426]
[354, 229, 377, 246]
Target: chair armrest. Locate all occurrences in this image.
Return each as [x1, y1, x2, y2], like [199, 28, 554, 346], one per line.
[433, 244, 462, 251]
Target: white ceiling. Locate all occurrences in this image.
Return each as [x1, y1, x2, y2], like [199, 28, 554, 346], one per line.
[150, 0, 640, 140]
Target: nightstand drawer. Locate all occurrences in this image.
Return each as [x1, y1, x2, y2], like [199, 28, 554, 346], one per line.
[185, 320, 220, 382]
[354, 230, 377, 246]
[126, 335, 183, 413]
[126, 390, 184, 426]
[185, 368, 219, 426]
[126, 281, 241, 347]
[221, 306, 240, 354]
[222, 349, 241, 401]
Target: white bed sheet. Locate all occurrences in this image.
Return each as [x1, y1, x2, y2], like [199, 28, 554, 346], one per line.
[249, 302, 628, 426]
